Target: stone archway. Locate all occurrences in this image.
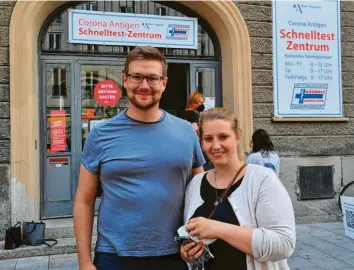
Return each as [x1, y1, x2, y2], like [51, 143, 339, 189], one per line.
[9, 1, 252, 221]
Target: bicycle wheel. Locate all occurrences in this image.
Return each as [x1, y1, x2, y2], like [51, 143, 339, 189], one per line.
[338, 181, 354, 213]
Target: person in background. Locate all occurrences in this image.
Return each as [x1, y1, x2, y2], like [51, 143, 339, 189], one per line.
[74, 46, 205, 270]
[246, 128, 280, 176]
[179, 108, 295, 270]
[178, 92, 205, 133]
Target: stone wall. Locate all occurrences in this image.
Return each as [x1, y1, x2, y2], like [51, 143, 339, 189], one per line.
[0, 1, 14, 239]
[235, 1, 354, 222]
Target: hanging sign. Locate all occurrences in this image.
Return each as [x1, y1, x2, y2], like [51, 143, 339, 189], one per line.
[272, 0, 342, 117]
[68, 9, 198, 49]
[50, 110, 67, 152]
[94, 80, 121, 107]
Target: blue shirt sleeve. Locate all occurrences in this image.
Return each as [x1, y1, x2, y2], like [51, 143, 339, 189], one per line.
[80, 127, 102, 174]
[191, 129, 205, 168]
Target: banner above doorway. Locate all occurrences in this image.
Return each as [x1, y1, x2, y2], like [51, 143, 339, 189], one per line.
[68, 9, 198, 49]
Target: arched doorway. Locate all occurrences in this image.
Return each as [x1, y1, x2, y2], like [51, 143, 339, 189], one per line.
[10, 1, 252, 222]
[39, 1, 221, 217]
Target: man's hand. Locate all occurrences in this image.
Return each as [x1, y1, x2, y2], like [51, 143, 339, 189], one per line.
[180, 241, 204, 262]
[186, 217, 220, 240]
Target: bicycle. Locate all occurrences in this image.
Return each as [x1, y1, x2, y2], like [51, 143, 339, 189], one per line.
[338, 180, 354, 213]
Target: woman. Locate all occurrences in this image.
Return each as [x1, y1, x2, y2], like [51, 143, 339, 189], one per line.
[246, 129, 280, 176]
[178, 92, 205, 133]
[180, 108, 295, 270]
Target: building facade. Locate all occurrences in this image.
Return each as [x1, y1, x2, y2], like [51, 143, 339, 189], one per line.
[0, 0, 353, 238]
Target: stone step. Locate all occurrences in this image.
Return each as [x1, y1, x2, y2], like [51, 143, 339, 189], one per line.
[0, 236, 96, 260]
[45, 218, 97, 239]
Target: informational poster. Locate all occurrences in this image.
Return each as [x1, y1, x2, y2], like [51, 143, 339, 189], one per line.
[85, 108, 95, 119]
[94, 80, 121, 107]
[204, 97, 215, 110]
[272, 1, 342, 117]
[341, 196, 354, 240]
[68, 9, 198, 49]
[50, 110, 67, 152]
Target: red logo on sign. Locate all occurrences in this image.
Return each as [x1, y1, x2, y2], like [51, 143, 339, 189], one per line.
[94, 80, 121, 107]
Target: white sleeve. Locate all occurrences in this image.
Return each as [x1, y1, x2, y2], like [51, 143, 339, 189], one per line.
[251, 171, 296, 262]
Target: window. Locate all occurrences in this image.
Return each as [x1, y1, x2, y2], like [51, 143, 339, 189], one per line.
[85, 2, 97, 11]
[48, 33, 61, 50]
[84, 70, 99, 98]
[55, 16, 62, 23]
[52, 68, 67, 98]
[87, 45, 99, 52]
[156, 7, 167, 16]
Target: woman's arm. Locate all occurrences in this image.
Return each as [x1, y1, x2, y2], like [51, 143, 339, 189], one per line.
[251, 171, 296, 262]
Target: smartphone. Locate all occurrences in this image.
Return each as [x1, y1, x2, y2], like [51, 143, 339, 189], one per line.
[174, 236, 192, 244]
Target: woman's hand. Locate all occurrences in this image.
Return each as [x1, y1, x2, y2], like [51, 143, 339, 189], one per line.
[180, 240, 204, 262]
[186, 217, 220, 240]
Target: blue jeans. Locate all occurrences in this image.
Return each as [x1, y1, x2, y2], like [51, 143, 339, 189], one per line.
[93, 252, 187, 270]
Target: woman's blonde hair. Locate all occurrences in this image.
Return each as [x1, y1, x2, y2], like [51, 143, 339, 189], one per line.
[199, 108, 241, 139]
[188, 92, 205, 106]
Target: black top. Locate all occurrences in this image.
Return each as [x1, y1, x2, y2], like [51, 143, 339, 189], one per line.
[190, 173, 247, 270]
[177, 110, 199, 124]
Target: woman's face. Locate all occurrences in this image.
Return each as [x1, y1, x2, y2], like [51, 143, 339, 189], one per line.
[193, 98, 205, 110]
[201, 119, 240, 166]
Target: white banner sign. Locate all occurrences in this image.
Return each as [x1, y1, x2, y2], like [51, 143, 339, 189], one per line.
[341, 196, 354, 240]
[272, 1, 342, 117]
[68, 9, 198, 49]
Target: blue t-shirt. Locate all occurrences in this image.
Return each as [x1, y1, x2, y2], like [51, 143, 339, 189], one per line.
[81, 110, 205, 256]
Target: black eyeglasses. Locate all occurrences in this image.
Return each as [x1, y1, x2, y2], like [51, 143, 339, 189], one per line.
[127, 73, 165, 85]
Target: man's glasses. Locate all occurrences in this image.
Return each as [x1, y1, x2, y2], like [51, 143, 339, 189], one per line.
[127, 73, 164, 85]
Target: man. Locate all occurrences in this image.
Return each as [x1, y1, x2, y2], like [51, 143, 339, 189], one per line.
[74, 46, 205, 270]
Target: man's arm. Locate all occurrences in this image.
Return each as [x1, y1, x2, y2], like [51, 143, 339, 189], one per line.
[192, 166, 204, 177]
[74, 165, 99, 269]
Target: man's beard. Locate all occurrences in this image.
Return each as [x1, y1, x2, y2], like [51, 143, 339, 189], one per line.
[127, 88, 160, 110]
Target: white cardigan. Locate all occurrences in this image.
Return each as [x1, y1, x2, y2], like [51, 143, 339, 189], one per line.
[184, 164, 296, 270]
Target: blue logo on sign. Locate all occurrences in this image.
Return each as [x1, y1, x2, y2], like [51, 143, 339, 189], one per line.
[295, 89, 324, 104]
[291, 83, 328, 109]
[293, 4, 302, 14]
[166, 24, 190, 40]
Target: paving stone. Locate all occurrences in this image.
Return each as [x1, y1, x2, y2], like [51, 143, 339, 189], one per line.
[331, 229, 346, 236]
[49, 254, 78, 270]
[337, 255, 354, 267]
[295, 248, 330, 259]
[311, 222, 345, 231]
[15, 256, 48, 270]
[287, 255, 325, 270]
[0, 258, 17, 270]
[310, 257, 353, 269]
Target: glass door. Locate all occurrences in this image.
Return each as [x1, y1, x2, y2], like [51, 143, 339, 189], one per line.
[78, 64, 128, 209]
[190, 63, 221, 109]
[41, 60, 75, 218]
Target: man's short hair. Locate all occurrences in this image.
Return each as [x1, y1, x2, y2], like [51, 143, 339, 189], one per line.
[124, 46, 168, 77]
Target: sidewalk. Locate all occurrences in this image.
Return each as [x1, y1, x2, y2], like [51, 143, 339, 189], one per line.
[290, 222, 354, 269]
[1, 222, 354, 269]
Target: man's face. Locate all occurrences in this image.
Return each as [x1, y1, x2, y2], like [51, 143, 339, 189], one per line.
[123, 59, 168, 110]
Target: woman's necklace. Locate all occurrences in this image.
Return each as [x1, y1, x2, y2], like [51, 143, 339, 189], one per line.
[214, 170, 221, 206]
